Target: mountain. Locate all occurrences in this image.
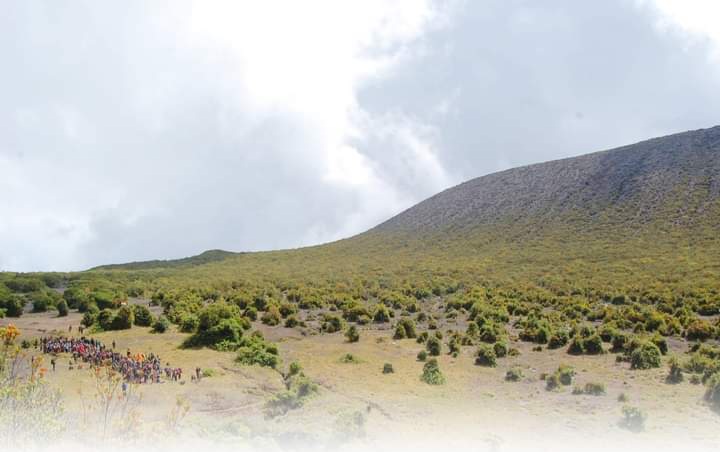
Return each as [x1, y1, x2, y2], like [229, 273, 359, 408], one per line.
[94, 126, 720, 290]
[370, 125, 720, 237]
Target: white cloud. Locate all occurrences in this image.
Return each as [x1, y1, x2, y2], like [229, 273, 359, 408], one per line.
[1, 0, 719, 271]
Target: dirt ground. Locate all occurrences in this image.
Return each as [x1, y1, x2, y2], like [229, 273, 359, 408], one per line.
[3, 309, 720, 450]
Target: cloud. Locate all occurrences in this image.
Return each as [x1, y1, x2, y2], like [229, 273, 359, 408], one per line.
[1, 0, 719, 271]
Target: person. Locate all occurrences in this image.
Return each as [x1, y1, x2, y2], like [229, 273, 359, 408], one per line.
[51, 358, 56, 372]
[112, 340, 116, 350]
[122, 381, 128, 397]
[196, 366, 201, 381]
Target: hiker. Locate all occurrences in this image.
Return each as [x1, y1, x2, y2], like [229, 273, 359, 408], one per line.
[195, 366, 201, 380]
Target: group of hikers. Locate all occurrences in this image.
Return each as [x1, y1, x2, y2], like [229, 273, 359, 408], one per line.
[39, 336, 196, 384]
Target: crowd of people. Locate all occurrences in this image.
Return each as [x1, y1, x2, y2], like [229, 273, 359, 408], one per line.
[40, 336, 186, 384]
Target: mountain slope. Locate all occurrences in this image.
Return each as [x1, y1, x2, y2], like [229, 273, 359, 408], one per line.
[370, 125, 720, 237]
[95, 126, 720, 290]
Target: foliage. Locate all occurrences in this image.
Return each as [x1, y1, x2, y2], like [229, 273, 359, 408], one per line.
[420, 358, 445, 385]
[630, 342, 662, 370]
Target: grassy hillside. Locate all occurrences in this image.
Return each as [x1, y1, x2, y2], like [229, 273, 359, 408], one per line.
[78, 125, 720, 296]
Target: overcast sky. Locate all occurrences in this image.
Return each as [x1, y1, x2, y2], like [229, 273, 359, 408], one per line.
[2, 0, 720, 271]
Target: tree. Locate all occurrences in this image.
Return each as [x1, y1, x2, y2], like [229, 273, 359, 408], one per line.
[132, 305, 153, 327]
[56, 299, 69, 317]
[110, 305, 134, 330]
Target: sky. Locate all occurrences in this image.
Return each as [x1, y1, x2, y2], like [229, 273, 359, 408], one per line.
[1, 0, 720, 271]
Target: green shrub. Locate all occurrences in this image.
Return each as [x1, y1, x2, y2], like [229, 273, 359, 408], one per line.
[56, 299, 69, 317]
[151, 316, 170, 333]
[475, 344, 497, 367]
[705, 373, 720, 412]
[567, 336, 584, 355]
[132, 305, 153, 326]
[345, 325, 360, 343]
[372, 304, 391, 323]
[426, 336, 442, 356]
[393, 319, 416, 339]
[236, 334, 279, 368]
[666, 356, 683, 384]
[81, 310, 97, 328]
[261, 305, 281, 326]
[583, 382, 606, 396]
[420, 358, 445, 385]
[179, 314, 199, 333]
[340, 353, 359, 364]
[493, 341, 508, 358]
[417, 350, 428, 361]
[322, 314, 344, 333]
[686, 319, 715, 342]
[110, 305, 134, 330]
[548, 330, 569, 349]
[382, 363, 394, 374]
[630, 342, 662, 370]
[546, 373, 561, 391]
[505, 367, 524, 382]
[620, 406, 646, 432]
[583, 334, 605, 355]
[97, 309, 115, 330]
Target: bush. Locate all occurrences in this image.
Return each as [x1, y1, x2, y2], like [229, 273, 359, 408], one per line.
[322, 314, 344, 333]
[475, 344, 497, 367]
[420, 358, 445, 385]
[393, 319, 417, 339]
[546, 373, 561, 391]
[548, 330, 569, 349]
[261, 305, 281, 326]
[505, 367, 524, 382]
[382, 363, 394, 374]
[236, 334, 280, 368]
[666, 356, 683, 384]
[110, 305, 134, 330]
[2, 296, 24, 317]
[417, 350, 428, 362]
[426, 336, 442, 356]
[372, 304, 391, 323]
[583, 334, 605, 355]
[340, 353, 359, 364]
[583, 382, 606, 396]
[630, 342, 662, 370]
[97, 309, 115, 330]
[151, 316, 170, 333]
[132, 305, 153, 326]
[493, 341, 508, 358]
[32, 296, 49, 313]
[345, 325, 360, 343]
[558, 365, 575, 385]
[81, 310, 97, 328]
[179, 314, 199, 333]
[620, 406, 646, 432]
[705, 373, 720, 412]
[567, 336, 584, 355]
[56, 299, 69, 317]
[686, 319, 715, 342]
[611, 332, 629, 352]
